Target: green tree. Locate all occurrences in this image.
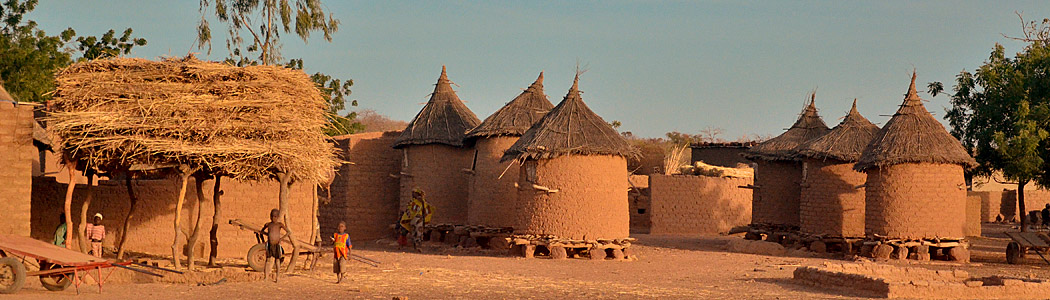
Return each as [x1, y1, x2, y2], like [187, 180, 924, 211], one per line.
[944, 16, 1050, 230]
[285, 58, 362, 135]
[0, 0, 146, 102]
[197, 0, 339, 66]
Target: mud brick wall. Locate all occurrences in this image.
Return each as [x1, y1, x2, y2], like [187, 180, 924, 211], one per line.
[0, 102, 35, 236]
[321, 131, 402, 241]
[467, 136, 521, 229]
[517, 155, 629, 240]
[864, 163, 967, 239]
[796, 263, 1050, 299]
[649, 174, 752, 235]
[999, 189, 1050, 220]
[969, 191, 1006, 222]
[965, 194, 982, 236]
[799, 159, 866, 237]
[752, 160, 803, 227]
[398, 143, 474, 225]
[31, 176, 314, 259]
[628, 175, 651, 233]
[690, 147, 751, 168]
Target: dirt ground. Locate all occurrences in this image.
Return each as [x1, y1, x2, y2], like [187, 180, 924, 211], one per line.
[11, 224, 1050, 299]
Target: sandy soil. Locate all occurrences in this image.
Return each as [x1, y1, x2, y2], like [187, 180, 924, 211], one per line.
[10, 225, 1050, 299]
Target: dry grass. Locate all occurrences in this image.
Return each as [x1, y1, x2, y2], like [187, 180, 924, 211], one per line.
[47, 55, 339, 183]
[662, 144, 688, 175]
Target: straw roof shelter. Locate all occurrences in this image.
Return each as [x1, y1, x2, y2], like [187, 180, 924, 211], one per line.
[47, 55, 339, 183]
[854, 73, 977, 171]
[465, 72, 553, 141]
[744, 96, 830, 161]
[394, 66, 480, 148]
[796, 100, 879, 162]
[502, 75, 637, 162]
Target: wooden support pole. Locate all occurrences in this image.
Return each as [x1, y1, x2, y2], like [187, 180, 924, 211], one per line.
[78, 169, 95, 253]
[186, 174, 207, 269]
[117, 174, 138, 260]
[171, 166, 191, 269]
[63, 158, 76, 250]
[276, 172, 299, 273]
[208, 176, 222, 267]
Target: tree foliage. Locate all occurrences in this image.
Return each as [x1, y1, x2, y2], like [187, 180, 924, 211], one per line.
[0, 0, 146, 102]
[197, 0, 339, 66]
[285, 58, 362, 135]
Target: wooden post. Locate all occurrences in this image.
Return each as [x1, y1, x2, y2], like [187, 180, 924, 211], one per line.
[186, 174, 208, 269]
[117, 174, 138, 260]
[171, 166, 191, 269]
[208, 176, 222, 267]
[309, 184, 319, 246]
[78, 169, 95, 253]
[1020, 180, 1029, 232]
[276, 172, 299, 273]
[62, 158, 76, 250]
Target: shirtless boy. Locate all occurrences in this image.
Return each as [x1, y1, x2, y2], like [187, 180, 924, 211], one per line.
[260, 209, 289, 283]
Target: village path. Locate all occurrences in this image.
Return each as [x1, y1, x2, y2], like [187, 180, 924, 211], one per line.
[11, 235, 868, 299]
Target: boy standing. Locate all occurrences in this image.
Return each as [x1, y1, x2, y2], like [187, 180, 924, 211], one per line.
[85, 213, 106, 257]
[260, 209, 288, 283]
[332, 221, 352, 283]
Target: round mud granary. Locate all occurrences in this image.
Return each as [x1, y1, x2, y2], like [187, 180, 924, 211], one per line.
[464, 73, 553, 229]
[795, 100, 879, 237]
[394, 66, 481, 225]
[854, 72, 977, 239]
[502, 74, 637, 240]
[744, 95, 830, 228]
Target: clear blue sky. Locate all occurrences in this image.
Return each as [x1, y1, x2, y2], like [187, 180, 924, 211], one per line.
[29, 1, 1050, 139]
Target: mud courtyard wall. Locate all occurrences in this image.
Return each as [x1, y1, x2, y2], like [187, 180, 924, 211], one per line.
[321, 131, 402, 241]
[0, 102, 35, 236]
[649, 174, 751, 235]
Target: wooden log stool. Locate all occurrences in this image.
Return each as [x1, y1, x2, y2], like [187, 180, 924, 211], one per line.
[589, 247, 607, 260]
[550, 246, 568, 260]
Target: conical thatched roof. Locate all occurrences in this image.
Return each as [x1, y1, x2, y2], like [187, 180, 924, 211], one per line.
[501, 74, 636, 161]
[393, 66, 481, 148]
[795, 100, 879, 162]
[744, 94, 830, 161]
[854, 72, 977, 171]
[465, 72, 554, 141]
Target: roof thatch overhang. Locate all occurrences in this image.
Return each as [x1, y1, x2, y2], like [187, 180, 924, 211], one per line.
[465, 72, 553, 142]
[393, 66, 481, 148]
[854, 72, 977, 171]
[795, 100, 879, 162]
[501, 74, 637, 162]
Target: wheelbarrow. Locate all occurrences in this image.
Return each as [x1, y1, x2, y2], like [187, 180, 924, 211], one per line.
[228, 219, 326, 272]
[1005, 231, 1050, 265]
[0, 235, 178, 294]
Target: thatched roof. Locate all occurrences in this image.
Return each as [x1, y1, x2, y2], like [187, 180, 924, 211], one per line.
[795, 100, 879, 162]
[854, 72, 977, 171]
[47, 56, 339, 183]
[393, 66, 481, 148]
[501, 74, 637, 161]
[743, 95, 830, 161]
[465, 72, 554, 141]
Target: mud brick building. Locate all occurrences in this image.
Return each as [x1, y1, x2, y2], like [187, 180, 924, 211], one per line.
[690, 142, 754, 168]
[393, 66, 481, 225]
[853, 72, 977, 239]
[795, 100, 879, 238]
[744, 96, 830, 228]
[0, 88, 44, 236]
[320, 131, 404, 240]
[464, 73, 553, 230]
[502, 75, 637, 240]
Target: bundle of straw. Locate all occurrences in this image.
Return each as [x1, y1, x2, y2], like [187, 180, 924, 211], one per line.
[47, 56, 339, 183]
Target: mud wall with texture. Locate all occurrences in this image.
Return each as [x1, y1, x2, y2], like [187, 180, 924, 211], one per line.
[0, 102, 35, 236]
[467, 136, 521, 229]
[321, 131, 402, 241]
[864, 163, 966, 239]
[31, 176, 314, 259]
[799, 159, 866, 237]
[752, 160, 803, 227]
[398, 144, 474, 225]
[516, 155, 629, 240]
[649, 174, 752, 235]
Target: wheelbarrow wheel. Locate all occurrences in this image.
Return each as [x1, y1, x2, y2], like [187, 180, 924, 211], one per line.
[1007, 242, 1026, 265]
[39, 263, 71, 292]
[0, 257, 26, 294]
[247, 243, 274, 272]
